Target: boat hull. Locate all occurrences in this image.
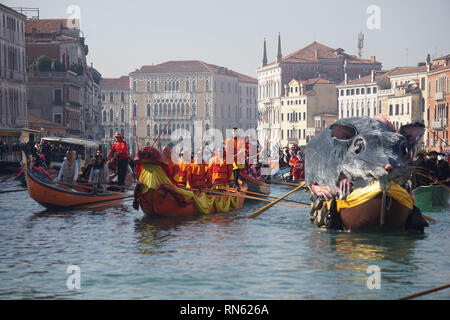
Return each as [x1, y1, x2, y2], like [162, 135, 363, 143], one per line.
[25, 166, 129, 210]
[339, 195, 411, 231]
[412, 185, 450, 212]
[240, 174, 270, 195]
[137, 185, 247, 217]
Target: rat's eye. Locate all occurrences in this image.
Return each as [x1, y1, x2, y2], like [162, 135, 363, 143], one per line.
[353, 138, 365, 155]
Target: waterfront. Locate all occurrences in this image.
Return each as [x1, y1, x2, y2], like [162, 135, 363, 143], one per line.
[0, 176, 448, 300]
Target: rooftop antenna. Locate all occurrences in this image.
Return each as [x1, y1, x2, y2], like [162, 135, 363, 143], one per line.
[357, 31, 364, 58]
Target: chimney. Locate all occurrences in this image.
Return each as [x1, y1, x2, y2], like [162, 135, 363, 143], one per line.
[371, 56, 376, 63]
[344, 73, 348, 85]
[371, 69, 375, 82]
[284, 84, 288, 96]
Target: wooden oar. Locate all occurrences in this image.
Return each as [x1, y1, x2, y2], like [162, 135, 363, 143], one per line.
[397, 282, 450, 300]
[248, 184, 305, 218]
[244, 189, 310, 205]
[415, 172, 450, 190]
[266, 180, 307, 188]
[0, 188, 27, 194]
[1, 169, 20, 183]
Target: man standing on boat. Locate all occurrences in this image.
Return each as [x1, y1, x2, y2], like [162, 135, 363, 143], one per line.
[108, 132, 130, 188]
[89, 151, 109, 192]
[56, 150, 79, 185]
[225, 127, 245, 190]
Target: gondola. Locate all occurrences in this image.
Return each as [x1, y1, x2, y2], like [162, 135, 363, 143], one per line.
[23, 152, 130, 210]
[239, 173, 270, 195]
[412, 184, 450, 212]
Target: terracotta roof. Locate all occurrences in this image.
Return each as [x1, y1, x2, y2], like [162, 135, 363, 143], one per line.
[101, 76, 130, 89]
[433, 54, 450, 61]
[295, 77, 335, 85]
[25, 19, 73, 35]
[132, 60, 256, 83]
[388, 65, 427, 76]
[337, 69, 391, 85]
[267, 41, 380, 66]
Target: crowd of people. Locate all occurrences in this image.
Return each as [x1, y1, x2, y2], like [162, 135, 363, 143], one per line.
[278, 144, 305, 181]
[414, 151, 450, 188]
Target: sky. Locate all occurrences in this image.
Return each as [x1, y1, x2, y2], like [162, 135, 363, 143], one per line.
[5, 0, 450, 79]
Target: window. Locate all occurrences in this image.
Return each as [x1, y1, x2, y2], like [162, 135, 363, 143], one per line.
[154, 125, 158, 135]
[206, 79, 210, 91]
[121, 92, 125, 102]
[54, 89, 62, 104]
[102, 93, 105, 101]
[147, 81, 151, 92]
[361, 88, 365, 94]
[102, 110, 106, 123]
[147, 124, 150, 136]
[373, 87, 377, 94]
[367, 88, 371, 94]
[147, 104, 151, 117]
[133, 81, 137, 92]
[110, 129, 113, 138]
[340, 90, 344, 96]
[121, 108, 124, 122]
[192, 80, 196, 92]
[356, 88, 360, 95]
[109, 109, 113, 122]
[54, 114, 62, 124]
[110, 92, 113, 102]
[351, 89, 355, 95]
[133, 104, 137, 117]
[395, 104, 399, 115]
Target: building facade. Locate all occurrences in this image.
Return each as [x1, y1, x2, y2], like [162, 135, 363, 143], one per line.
[257, 37, 381, 151]
[426, 54, 450, 152]
[100, 76, 130, 148]
[0, 4, 27, 129]
[25, 18, 102, 140]
[280, 78, 337, 147]
[128, 60, 257, 155]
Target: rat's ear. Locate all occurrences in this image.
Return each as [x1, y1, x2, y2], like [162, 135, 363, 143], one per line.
[399, 122, 425, 146]
[330, 123, 357, 141]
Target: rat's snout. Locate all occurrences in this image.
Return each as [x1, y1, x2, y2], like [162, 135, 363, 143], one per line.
[385, 163, 394, 172]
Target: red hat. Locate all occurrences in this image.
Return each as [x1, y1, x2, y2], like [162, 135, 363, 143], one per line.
[115, 132, 123, 138]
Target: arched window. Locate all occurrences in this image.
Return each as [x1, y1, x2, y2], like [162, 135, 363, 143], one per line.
[176, 81, 179, 91]
[102, 110, 106, 123]
[177, 103, 180, 115]
[147, 104, 151, 117]
[154, 125, 158, 135]
[186, 79, 190, 92]
[110, 129, 113, 138]
[205, 124, 209, 131]
[121, 129, 124, 137]
[121, 92, 124, 102]
[154, 80, 158, 92]
[110, 92, 113, 102]
[146, 81, 151, 92]
[159, 103, 162, 115]
[133, 104, 137, 117]
[109, 109, 113, 122]
[147, 124, 150, 136]
[181, 103, 185, 115]
[163, 103, 167, 114]
[120, 108, 124, 122]
[102, 93, 105, 101]
[192, 103, 196, 115]
[192, 80, 196, 92]
[206, 79, 210, 91]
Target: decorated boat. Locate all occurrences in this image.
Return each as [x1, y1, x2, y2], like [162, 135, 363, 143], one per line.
[23, 152, 130, 210]
[310, 180, 427, 232]
[412, 184, 450, 212]
[239, 173, 270, 195]
[132, 146, 247, 217]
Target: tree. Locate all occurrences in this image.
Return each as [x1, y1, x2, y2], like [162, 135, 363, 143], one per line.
[377, 78, 391, 90]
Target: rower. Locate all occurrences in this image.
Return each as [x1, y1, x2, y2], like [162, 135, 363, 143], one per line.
[187, 152, 209, 189]
[208, 147, 233, 189]
[225, 127, 246, 190]
[177, 151, 190, 187]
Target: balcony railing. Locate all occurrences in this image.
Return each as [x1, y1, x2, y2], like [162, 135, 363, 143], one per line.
[435, 92, 444, 101]
[431, 118, 448, 129]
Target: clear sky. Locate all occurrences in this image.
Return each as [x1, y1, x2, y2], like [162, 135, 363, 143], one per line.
[5, 0, 450, 79]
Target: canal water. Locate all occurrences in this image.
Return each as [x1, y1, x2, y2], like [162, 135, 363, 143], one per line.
[0, 176, 448, 300]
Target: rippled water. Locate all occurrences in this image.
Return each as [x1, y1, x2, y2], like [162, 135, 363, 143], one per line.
[0, 175, 449, 300]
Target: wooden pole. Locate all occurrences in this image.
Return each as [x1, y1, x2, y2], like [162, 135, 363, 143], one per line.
[0, 189, 27, 194]
[266, 180, 307, 188]
[244, 189, 310, 205]
[398, 282, 450, 300]
[248, 184, 305, 218]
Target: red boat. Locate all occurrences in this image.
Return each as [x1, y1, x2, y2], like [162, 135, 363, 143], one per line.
[133, 146, 247, 217]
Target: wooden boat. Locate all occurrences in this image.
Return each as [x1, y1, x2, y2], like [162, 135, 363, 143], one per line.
[133, 146, 248, 217]
[412, 184, 450, 212]
[23, 152, 130, 210]
[239, 173, 270, 195]
[311, 180, 427, 232]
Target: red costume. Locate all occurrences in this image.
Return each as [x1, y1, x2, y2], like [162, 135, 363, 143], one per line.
[289, 156, 304, 181]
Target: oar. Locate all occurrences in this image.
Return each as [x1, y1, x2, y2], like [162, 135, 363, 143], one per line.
[1, 169, 20, 183]
[415, 172, 450, 190]
[266, 180, 307, 188]
[397, 282, 450, 300]
[0, 189, 27, 194]
[248, 184, 305, 218]
[69, 194, 135, 208]
[244, 189, 310, 205]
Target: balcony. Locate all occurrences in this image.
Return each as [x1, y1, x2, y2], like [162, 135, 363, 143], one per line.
[435, 92, 444, 101]
[431, 118, 448, 129]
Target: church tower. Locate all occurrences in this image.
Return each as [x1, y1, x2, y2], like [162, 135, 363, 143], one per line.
[276, 33, 282, 63]
[262, 38, 268, 67]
